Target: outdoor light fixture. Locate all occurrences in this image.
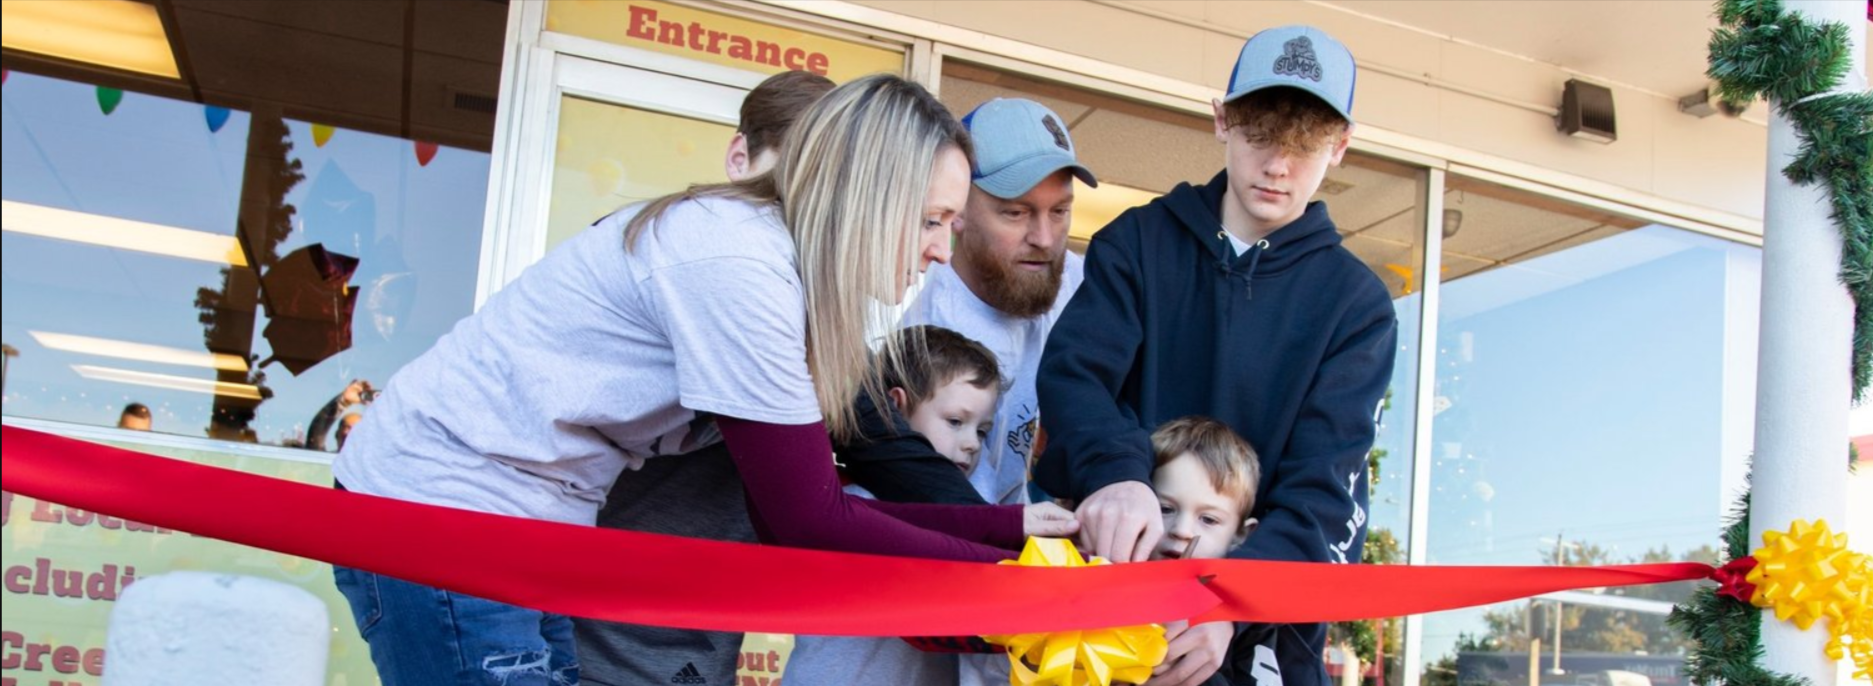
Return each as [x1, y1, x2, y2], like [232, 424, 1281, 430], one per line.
[1677, 83, 1751, 118]
[2, 201, 249, 267]
[71, 364, 263, 401]
[30, 331, 250, 373]
[0, 0, 181, 79]
[1557, 79, 1617, 144]
[1442, 209, 1463, 239]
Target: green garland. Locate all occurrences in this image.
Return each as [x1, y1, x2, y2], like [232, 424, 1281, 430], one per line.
[1666, 491, 1807, 686]
[1663, 8, 1866, 679]
[1707, 0, 1873, 401]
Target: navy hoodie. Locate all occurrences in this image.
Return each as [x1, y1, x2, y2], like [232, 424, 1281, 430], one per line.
[1036, 170, 1397, 686]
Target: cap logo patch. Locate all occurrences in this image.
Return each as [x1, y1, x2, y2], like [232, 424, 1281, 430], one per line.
[1041, 114, 1070, 151]
[1273, 36, 1324, 82]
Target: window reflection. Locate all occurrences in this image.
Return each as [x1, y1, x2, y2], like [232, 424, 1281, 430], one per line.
[2, 72, 488, 450]
[1419, 177, 1760, 685]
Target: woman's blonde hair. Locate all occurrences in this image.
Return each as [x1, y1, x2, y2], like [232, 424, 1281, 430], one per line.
[623, 74, 971, 442]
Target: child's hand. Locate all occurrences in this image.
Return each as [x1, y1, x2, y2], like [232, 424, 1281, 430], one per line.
[1022, 501, 1080, 538]
[1148, 620, 1231, 686]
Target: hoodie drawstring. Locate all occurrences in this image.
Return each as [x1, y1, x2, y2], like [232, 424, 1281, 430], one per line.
[1243, 239, 1270, 300]
[1215, 230, 1271, 300]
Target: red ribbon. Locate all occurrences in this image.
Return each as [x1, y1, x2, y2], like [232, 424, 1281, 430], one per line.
[0, 426, 1714, 635]
[1713, 556, 1759, 603]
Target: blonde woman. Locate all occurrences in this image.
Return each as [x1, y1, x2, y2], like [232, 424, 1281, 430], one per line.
[329, 75, 1079, 686]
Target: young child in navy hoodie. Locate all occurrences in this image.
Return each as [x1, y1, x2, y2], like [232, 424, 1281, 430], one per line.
[1036, 25, 1398, 686]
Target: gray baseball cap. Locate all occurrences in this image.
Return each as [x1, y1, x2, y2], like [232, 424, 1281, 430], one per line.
[960, 98, 1098, 199]
[1224, 25, 1356, 121]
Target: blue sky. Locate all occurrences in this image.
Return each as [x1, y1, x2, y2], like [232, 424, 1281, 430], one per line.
[1416, 226, 1759, 664]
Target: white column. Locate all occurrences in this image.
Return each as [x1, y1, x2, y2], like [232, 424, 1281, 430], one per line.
[1749, 3, 1866, 685]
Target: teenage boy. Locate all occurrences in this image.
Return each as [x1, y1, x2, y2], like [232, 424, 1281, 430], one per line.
[1036, 26, 1397, 686]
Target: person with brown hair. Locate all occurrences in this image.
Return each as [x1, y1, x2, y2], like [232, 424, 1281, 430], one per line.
[1148, 416, 1262, 562]
[1147, 417, 1270, 686]
[724, 69, 835, 181]
[1036, 25, 1398, 686]
[848, 324, 1007, 485]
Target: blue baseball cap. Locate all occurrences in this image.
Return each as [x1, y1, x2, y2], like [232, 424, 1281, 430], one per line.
[1224, 25, 1357, 122]
[960, 98, 1098, 199]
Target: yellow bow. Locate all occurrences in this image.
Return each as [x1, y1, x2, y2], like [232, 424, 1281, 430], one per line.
[983, 538, 1170, 686]
[1746, 519, 1872, 680]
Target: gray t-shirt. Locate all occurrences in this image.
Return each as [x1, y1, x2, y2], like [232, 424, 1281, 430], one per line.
[334, 196, 823, 525]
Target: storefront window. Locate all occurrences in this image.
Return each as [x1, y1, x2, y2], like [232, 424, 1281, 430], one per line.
[547, 96, 736, 249]
[1, 0, 503, 451]
[1418, 176, 1760, 686]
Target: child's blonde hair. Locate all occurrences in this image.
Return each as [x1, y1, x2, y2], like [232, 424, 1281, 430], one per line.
[1151, 416, 1261, 521]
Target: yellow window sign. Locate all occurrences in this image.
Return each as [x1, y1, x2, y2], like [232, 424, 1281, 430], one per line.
[547, 96, 734, 250]
[546, 0, 904, 82]
[1, 443, 375, 684]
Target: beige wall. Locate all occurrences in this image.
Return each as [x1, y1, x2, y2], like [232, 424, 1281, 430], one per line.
[846, 0, 1770, 226]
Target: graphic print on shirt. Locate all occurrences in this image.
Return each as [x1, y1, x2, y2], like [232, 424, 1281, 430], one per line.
[1004, 402, 1038, 466]
[1328, 466, 1367, 564]
[1251, 644, 1285, 686]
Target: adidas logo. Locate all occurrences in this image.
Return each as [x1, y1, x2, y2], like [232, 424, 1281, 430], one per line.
[671, 662, 708, 685]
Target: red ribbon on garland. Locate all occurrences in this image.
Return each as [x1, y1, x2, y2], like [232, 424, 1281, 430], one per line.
[0, 426, 1713, 635]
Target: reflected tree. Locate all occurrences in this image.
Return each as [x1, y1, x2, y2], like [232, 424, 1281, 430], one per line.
[194, 108, 303, 441]
[1470, 542, 1720, 659]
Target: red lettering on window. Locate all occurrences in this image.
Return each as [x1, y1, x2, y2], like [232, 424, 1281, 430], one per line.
[4, 564, 29, 594]
[24, 641, 50, 671]
[51, 645, 79, 674]
[728, 35, 753, 60]
[807, 52, 829, 75]
[2, 631, 22, 669]
[31, 500, 62, 524]
[657, 19, 684, 46]
[626, 5, 658, 40]
[754, 40, 781, 67]
[783, 47, 806, 70]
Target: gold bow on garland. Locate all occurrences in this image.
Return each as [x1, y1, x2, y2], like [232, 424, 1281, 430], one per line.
[1740, 520, 1872, 680]
[983, 538, 1169, 686]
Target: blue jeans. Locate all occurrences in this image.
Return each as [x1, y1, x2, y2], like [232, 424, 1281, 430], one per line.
[334, 565, 579, 685]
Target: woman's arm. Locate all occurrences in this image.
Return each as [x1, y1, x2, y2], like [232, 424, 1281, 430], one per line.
[718, 416, 1018, 562]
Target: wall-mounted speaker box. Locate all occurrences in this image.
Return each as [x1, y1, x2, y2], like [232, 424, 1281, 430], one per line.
[1559, 79, 1617, 144]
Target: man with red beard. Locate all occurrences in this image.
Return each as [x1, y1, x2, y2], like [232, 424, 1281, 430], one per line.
[899, 98, 1098, 508]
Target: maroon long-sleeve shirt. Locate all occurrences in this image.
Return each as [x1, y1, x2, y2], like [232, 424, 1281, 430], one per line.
[717, 416, 1022, 563]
